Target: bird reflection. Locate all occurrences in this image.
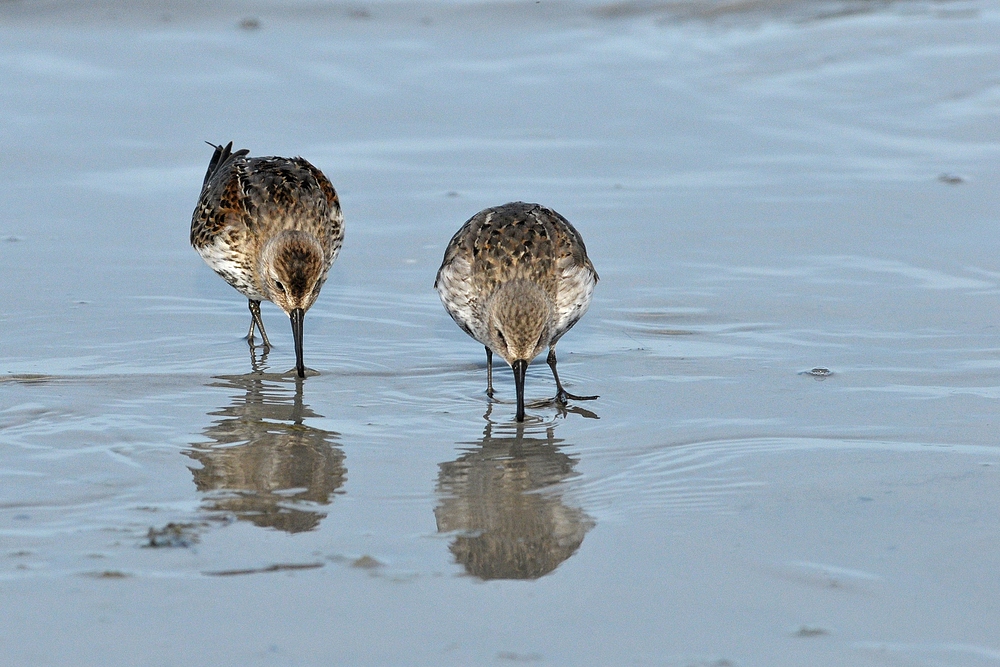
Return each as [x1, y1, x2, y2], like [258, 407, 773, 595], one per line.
[187, 348, 345, 533]
[435, 419, 594, 580]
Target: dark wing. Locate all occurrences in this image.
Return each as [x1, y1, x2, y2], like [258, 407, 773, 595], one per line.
[539, 205, 599, 283]
[238, 156, 344, 263]
[434, 208, 488, 339]
[190, 142, 251, 247]
[535, 205, 599, 337]
[296, 157, 345, 270]
[435, 202, 562, 292]
[471, 202, 558, 291]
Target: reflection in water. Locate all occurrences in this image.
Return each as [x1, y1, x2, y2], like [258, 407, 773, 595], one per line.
[187, 352, 344, 533]
[435, 420, 594, 580]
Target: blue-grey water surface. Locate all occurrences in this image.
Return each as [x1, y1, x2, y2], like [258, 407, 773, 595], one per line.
[2, 1, 1000, 665]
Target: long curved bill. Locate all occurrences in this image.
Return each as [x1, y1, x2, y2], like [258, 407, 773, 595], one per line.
[290, 308, 305, 378]
[512, 359, 528, 422]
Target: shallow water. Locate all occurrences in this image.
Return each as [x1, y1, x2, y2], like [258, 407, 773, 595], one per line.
[2, 0, 1000, 665]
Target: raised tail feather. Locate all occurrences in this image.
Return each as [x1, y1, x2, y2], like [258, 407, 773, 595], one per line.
[202, 141, 250, 188]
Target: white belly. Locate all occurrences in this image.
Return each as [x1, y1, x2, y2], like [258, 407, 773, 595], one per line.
[197, 240, 265, 301]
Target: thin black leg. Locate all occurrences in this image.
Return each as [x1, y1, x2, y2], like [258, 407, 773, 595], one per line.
[485, 346, 495, 398]
[247, 300, 271, 349]
[547, 348, 598, 403]
[245, 305, 256, 344]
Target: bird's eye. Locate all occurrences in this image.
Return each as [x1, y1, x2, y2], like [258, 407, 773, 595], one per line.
[274, 280, 286, 293]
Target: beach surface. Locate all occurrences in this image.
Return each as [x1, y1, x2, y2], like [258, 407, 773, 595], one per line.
[2, 1, 1000, 664]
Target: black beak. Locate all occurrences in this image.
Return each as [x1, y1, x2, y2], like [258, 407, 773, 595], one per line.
[290, 308, 305, 378]
[512, 359, 528, 422]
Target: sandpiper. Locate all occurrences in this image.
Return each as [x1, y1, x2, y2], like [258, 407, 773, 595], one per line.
[435, 202, 598, 421]
[191, 142, 344, 377]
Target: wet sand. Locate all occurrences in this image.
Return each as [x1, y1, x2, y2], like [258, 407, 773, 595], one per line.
[2, 0, 1000, 665]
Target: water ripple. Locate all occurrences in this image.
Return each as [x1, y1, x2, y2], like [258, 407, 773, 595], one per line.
[575, 435, 1000, 520]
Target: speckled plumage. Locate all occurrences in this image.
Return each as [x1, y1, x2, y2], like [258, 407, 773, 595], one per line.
[435, 202, 598, 420]
[191, 142, 344, 376]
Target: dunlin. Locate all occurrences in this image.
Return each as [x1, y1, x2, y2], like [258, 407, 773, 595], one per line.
[435, 202, 598, 421]
[191, 142, 344, 377]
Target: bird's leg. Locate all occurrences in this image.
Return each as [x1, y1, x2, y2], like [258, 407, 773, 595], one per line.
[547, 348, 598, 403]
[485, 346, 495, 398]
[247, 300, 271, 349]
[245, 312, 257, 345]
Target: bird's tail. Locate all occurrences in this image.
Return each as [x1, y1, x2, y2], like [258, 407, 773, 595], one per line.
[202, 141, 250, 188]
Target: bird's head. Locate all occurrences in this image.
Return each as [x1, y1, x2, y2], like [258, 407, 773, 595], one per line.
[258, 230, 326, 378]
[258, 230, 326, 315]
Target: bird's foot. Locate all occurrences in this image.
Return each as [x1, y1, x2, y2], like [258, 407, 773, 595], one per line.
[282, 367, 319, 378]
[555, 389, 599, 403]
[246, 334, 271, 351]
